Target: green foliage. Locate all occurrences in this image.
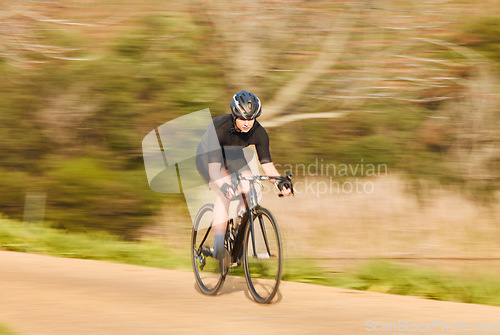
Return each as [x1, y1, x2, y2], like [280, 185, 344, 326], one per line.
[462, 16, 500, 65]
[341, 261, 500, 306]
[0, 12, 225, 236]
[0, 86, 49, 171]
[283, 258, 339, 286]
[0, 217, 189, 269]
[271, 107, 418, 168]
[0, 324, 17, 335]
[0, 169, 35, 221]
[333, 135, 399, 167]
[44, 157, 161, 237]
[0, 5, 499, 237]
[269, 102, 468, 187]
[286, 259, 500, 307]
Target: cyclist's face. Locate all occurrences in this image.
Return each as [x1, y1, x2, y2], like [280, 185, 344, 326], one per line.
[235, 117, 255, 133]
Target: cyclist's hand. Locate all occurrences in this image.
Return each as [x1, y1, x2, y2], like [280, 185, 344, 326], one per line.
[281, 187, 292, 196]
[276, 180, 293, 197]
[220, 183, 235, 199]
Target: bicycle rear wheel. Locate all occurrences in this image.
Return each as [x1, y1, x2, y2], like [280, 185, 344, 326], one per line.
[243, 207, 283, 303]
[192, 203, 226, 295]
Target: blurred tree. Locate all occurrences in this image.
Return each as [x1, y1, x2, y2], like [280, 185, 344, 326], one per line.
[0, 0, 498, 238]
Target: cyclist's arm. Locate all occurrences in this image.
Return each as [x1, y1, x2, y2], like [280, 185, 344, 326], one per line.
[261, 162, 280, 183]
[262, 162, 293, 196]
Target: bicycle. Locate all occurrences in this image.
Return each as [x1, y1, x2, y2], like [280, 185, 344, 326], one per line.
[191, 172, 293, 304]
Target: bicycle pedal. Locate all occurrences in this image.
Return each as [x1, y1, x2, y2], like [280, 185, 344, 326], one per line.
[200, 244, 214, 257]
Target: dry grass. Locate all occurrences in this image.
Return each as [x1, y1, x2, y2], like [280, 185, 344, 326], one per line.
[146, 174, 500, 275]
[259, 175, 500, 272]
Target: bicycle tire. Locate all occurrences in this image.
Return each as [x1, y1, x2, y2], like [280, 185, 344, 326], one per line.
[192, 203, 226, 295]
[242, 206, 283, 303]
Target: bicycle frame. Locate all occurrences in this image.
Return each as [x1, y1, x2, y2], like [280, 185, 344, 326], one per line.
[228, 173, 290, 261]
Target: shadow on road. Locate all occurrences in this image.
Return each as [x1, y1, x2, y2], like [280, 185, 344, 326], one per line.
[192, 275, 283, 304]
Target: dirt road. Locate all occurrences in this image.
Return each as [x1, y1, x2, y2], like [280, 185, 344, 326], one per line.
[0, 251, 499, 335]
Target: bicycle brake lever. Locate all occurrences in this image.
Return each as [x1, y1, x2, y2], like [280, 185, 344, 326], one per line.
[285, 173, 294, 196]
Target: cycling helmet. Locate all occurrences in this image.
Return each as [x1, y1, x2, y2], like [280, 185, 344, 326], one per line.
[230, 90, 262, 120]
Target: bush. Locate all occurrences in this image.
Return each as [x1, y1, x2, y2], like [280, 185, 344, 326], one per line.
[0, 169, 35, 221]
[462, 16, 500, 66]
[45, 157, 161, 238]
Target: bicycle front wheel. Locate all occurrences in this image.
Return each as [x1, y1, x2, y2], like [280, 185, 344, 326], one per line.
[243, 207, 283, 304]
[192, 203, 226, 295]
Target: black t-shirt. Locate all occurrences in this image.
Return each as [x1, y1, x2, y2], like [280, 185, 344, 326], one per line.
[196, 114, 272, 180]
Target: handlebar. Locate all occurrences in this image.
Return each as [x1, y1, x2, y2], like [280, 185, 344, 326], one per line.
[238, 171, 292, 182]
[234, 172, 294, 197]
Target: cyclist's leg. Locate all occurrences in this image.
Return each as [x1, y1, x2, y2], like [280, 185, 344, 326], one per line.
[212, 182, 233, 274]
[210, 174, 231, 260]
[235, 169, 253, 215]
[225, 147, 251, 215]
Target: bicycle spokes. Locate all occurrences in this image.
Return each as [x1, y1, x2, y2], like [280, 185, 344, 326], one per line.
[243, 208, 282, 303]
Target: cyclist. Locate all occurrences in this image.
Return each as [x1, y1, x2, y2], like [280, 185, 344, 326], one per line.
[196, 90, 292, 269]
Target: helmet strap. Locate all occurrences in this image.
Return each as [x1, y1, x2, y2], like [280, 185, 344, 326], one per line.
[231, 114, 242, 132]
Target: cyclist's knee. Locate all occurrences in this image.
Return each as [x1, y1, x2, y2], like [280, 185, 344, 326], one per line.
[213, 190, 231, 209]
